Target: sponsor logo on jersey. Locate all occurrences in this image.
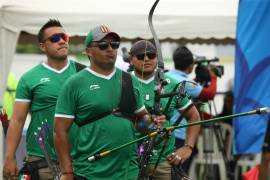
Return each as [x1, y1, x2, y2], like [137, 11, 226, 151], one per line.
[40, 77, 51, 83]
[90, 84, 100, 90]
[165, 78, 171, 84]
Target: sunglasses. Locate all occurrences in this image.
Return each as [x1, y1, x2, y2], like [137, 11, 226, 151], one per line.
[91, 41, 120, 50]
[136, 53, 157, 61]
[43, 33, 69, 43]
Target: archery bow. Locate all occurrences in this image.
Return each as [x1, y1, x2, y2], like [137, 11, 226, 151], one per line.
[148, 0, 166, 116]
[138, 81, 190, 179]
[137, 0, 169, 179]
[35, 120, 61, 180]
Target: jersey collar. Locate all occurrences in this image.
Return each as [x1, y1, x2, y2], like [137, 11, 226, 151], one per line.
[132, 72, 154, 84]
[42, 60, 70, 74]
[86, 67, 116, 80]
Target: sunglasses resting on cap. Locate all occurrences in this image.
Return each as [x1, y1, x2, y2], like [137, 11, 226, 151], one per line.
[42, 33, 69, 43]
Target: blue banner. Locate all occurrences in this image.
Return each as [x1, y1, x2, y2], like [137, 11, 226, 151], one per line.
[234, 0, 270, 154]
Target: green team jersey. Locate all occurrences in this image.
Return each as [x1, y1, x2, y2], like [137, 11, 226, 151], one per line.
[55, 68, 145, 180]
[15, 60, 80, 160]
[134, 74, 192, 164]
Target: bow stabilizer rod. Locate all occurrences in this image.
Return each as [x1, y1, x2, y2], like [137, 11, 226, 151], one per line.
[88, 107, 270, 162]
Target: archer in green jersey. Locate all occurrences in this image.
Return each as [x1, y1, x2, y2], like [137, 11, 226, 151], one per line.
[3, 19, 80, 180]
[129, 40, 201, 180]
[54, 25, 166, 180]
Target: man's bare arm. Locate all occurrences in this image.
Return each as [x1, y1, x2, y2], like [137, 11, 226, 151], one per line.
[168, 105, 200, 165]
[182, 105, 201, 147]
[3, 101, 29, 177]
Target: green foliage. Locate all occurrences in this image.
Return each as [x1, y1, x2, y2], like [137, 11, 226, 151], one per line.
[15, 44, 174, 65]
[74, 54, 88, 62]
[16, 44, 41, 54]
[163, 57, 173, 63]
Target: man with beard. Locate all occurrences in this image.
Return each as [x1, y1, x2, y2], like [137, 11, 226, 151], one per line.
[54, 25, 165, 180]
[3, 19, 82, 180]
[129, 40, 201, 180]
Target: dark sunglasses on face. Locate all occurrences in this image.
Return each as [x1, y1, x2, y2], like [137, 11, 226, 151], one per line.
[43, 33, 69, 43]
[91, 41, 120, 50]
[135, 53, 157, 61]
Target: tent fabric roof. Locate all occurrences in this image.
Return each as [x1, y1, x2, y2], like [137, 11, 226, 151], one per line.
[0, 0, 239, 100]
[1, 0, 238, 39]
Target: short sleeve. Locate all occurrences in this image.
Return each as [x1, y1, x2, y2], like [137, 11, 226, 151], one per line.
[131, 77, 145, 113]
[55, 79, 77, 118]
[184, 81, 203, 98]
[16, 76, 31, 101]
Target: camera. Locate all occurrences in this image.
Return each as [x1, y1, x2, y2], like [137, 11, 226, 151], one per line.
[194, 56, 224, 85]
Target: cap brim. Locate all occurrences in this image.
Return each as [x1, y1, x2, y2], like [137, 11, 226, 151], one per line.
[96, 32, 120, 41]
[130, 47, 157, 55]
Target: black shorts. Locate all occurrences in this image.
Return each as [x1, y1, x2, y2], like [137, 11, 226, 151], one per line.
[262, 118, 270, 152]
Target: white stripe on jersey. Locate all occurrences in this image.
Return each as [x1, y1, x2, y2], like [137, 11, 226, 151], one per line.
[15, 99, 31, 102]
[55, 114, 75, 119]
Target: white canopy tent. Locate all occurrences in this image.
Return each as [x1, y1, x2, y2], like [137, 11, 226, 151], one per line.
[0, 0, 238, 174]
[0, 0, 238, 98]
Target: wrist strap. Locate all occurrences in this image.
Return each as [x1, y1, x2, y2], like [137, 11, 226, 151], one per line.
[62, 171, 73, 175]
[184, 144, 194, 151]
